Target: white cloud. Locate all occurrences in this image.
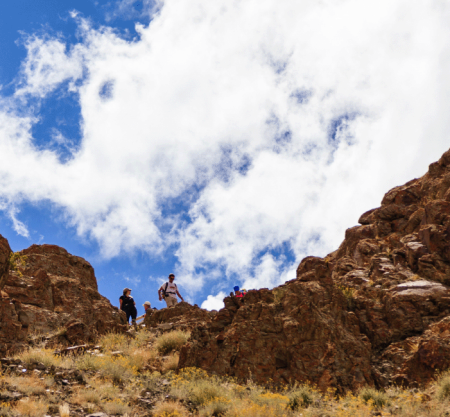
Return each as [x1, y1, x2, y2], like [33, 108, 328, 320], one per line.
[105, 0, 163, 21]
[124, 276, 142, 286]
[1, 0, 450, 299]
[201, 291, 226, 311]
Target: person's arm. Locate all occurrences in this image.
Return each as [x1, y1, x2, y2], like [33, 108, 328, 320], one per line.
[158, 286, 163, 301]
[119, 298, 122, 309]
[176, 289, 184, 302]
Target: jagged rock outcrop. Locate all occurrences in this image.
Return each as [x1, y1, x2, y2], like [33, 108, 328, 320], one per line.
[0, 242, 127, 353]
[144, 301, 214, 332]
[179, 147, 450, 391]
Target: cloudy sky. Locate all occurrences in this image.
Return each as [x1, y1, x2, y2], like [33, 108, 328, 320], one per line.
[0, 0, 449, 312]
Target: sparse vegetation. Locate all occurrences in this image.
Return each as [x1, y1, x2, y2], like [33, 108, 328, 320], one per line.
[8, 252, 27, 276]
[337, 285, 357, 309]
[272, 287, 287, 303]
[154, 330, 190, 355]
[153, 400, 189, 417]
[3, 327, 450, 416]
[13, 398, 48, 417]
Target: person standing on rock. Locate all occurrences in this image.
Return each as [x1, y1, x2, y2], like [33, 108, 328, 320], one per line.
[119, 288, 137, 325]
[158, 273, 184, 308]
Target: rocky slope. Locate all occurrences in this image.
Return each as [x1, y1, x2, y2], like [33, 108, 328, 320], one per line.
[179, 147, 450, 392]
[0, 241, 127, 355]
[144, 301, 215, 333]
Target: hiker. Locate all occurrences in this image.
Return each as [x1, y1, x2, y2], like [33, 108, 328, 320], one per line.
[158, 273, 184, 308]
[119, 288, 137, 325]
[234, 286, 243, 298]
[137, 301, 152, 321]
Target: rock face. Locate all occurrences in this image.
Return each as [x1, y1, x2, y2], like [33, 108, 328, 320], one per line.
[0, 242, 127, 354]
[144, 301, 214, 332]
[179, 147, 450, 391]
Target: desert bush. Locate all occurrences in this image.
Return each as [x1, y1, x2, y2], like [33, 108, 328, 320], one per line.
[171, 374, 225, 406]
[358, 387, 390, 408]
[91, 380, 121, 400]
[337, 285, 357, 309]
[152, 400, 189, 417]
[199, 397, 232, 416]
[286, 384, 317, 410]
[71, 387, 102, 405]
[126, 348, 156, 370]
[0, 404, 12, 417]
[133, 329, 154, 347]
[436, 371, 450, 401]
[98, 332, 130, 352]
[154, 330, 190, 355]
[13, 398, 48, 417]
[225, 402, 290, 417]
[9, 252, 27, 276]
[249, 392, 290, 415]
[99, 356, 135, 383]
[101, 399, 132, 415]
[5, 375, 46, 396]
[15, 347, 62, 368]
[76, 354, 103, 372]
[162, 353, 179, 373]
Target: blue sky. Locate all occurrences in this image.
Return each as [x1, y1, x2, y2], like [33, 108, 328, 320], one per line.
[1, 0, 450, 312]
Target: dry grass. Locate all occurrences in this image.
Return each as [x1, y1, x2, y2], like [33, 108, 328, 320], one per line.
[153, 400, 189, 417]
[154, 330, 190, 355]
[436, 370, 450, 401]
[162, 353, 179, 373]
[7, 328, 450, 417]
[59, 403, 70, 417]
[101, 399, 132, 415]
[14, 347, 65, 368]
[171, 368, 226, 406]
[4, 375, 46, 396]
[0, 404, 12, 417]
[13, 398, 48, 417]
[71, 387, 102, 405]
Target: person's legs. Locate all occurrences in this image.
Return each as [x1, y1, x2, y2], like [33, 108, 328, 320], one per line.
[164, 297, 178, 308]
[125, 310, 131, 323]
[131, 306, 137, 326]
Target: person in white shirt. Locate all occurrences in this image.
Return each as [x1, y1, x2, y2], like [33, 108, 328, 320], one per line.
[158, 273, 184, 308]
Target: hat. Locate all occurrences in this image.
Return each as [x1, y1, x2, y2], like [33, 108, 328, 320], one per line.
[123, 287, 132, 294]
[143, 301, 151, 307]
[234, 286, 239, 292]
[168, 273, 175, 278]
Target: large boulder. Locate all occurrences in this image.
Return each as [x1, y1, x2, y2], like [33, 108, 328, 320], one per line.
[144, 301, 213, 332]
[2, 242, 127, 347]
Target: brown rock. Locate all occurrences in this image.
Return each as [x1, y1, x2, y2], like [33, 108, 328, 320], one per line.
[178, 146, 450, 390]
[0, 234, 11, 292]
[144, 301, 211, 332]
[0, 241, 127, 349]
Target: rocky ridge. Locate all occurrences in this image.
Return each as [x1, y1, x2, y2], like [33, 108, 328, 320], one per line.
[178, 147, 450, 392]
[0, 242, 127, 355]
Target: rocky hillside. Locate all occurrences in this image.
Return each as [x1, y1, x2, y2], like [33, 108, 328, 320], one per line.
[179, 147, 450, 392]
[0, 241, 127, 356]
